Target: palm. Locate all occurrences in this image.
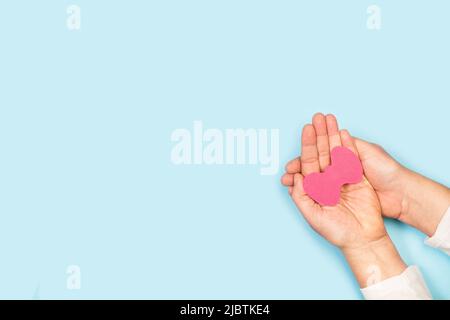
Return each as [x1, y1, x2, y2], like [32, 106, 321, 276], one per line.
[305, 180, 384, 248]
[289, 114, 386, 250]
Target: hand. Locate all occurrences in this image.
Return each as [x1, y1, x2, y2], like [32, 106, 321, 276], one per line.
[290, 115, 386, 250]
[286, 114, 406, 287]
[353, 138, 450, 236]
[282, 113, 450, 237]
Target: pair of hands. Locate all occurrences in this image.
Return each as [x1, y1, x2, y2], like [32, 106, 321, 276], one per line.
[281, 113, 450, 287]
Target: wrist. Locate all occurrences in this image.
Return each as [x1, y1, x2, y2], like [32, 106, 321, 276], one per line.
[342, 235, 407, 289]
[400, 170, 450, 237]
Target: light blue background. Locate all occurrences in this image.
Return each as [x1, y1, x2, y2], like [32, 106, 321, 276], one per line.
[0, 1, 449, 299]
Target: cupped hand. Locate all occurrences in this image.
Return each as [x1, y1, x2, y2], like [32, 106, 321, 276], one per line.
[283, 113, 450, 237]
[282, 114, 406, 220]
[289, 114, 387, 250]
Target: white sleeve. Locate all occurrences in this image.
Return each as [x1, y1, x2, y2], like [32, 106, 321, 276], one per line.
[361, 207, 450, 300]
[361, 266, 432, 300]
[425, 207, 450, 255]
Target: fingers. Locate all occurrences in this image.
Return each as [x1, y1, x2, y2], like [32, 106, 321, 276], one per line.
[281, 173, 294, 186]
[291, 173, 317, 222]
[285, 157, 301, 174]
[283, 114, 358, 195]
[341, 131, 374, 186]
[312, 113, 331, 170]
[301, 125, 320, 175]
[340, 129, 359, 156]
[284, 130, 360, 188]
[326, 114, 342, 150]
[282, 157, 299, 189]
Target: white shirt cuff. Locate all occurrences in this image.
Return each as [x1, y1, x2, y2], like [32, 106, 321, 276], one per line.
[425, 206, 450, 255]
[361, 266, 432, 300]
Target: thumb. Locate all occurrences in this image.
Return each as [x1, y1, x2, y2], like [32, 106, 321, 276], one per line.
[353, 137, 373, 153]
[353, 137, 378, 162]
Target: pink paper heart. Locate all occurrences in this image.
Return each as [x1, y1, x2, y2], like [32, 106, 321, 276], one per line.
[303, 146, 363, 206]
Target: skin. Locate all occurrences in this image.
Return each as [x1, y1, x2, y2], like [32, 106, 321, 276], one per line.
[284, 113, 409, 288]
[282, 113, 450, 237]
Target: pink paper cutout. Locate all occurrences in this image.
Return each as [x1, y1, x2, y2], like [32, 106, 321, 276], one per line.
[303, 146, 363, 206]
